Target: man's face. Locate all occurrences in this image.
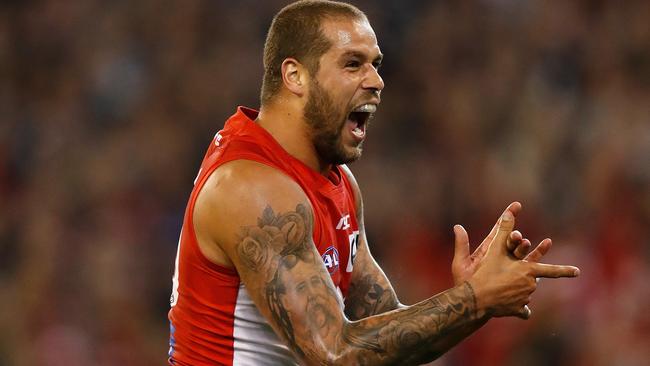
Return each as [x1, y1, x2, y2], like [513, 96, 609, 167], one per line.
[303, 17, 384, 165]
[278, 259, 339, 338]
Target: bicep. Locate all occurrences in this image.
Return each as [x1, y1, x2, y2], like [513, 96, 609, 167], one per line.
[233, 203, 346, 359]
[197, 163, 347, 362]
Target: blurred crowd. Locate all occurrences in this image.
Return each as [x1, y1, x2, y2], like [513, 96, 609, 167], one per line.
[1, 0, 648, 365]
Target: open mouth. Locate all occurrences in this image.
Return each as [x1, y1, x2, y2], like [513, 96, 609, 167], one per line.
[348, 112, 370, 138]
[346, 104, 376, 140]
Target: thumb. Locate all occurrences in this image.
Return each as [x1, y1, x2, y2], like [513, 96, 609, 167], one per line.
[453, 224, 470, 261]
[493, 210, 515, 253]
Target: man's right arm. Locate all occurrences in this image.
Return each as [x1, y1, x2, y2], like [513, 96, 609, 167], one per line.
[193, 160, 579, 365]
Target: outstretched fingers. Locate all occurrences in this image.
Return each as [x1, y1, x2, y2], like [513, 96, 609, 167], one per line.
[525, 238, 552, 263]
[506, 230, 523, 252]
[507, 230, 533, 259]
[512, 238, 532, 259]
[531, 262, 580, 278]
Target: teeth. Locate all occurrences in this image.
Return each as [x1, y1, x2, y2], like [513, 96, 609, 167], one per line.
[352, 104, 377, 113]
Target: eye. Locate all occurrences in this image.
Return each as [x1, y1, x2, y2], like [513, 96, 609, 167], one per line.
[345, 60, 361, 69]
[310, 276, 322, 287]
[295, 282, 306, 293]
[372, 61, 382, 70]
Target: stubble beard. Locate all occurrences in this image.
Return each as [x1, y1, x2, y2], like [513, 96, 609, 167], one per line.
[303, 80, 363, 166]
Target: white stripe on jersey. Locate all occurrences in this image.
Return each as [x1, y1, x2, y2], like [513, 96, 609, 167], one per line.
[232, 283, 299, 365]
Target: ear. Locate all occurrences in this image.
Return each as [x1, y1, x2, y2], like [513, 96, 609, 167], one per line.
[281, 58, 308, 97]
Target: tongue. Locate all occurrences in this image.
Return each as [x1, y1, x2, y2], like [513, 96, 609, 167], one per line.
[347, 117, 365, 138]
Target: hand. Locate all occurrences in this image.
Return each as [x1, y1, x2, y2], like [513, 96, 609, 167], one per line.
[452, 202, 534, 285]
[467, 209, 580, 320]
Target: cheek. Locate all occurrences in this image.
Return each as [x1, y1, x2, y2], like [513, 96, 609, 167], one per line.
[284, 289, 308, 309]
[337, 86, 358, 107]
[320, 77, 356, 103]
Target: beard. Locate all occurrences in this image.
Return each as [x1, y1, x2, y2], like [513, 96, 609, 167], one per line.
[303, 80, 363, 165]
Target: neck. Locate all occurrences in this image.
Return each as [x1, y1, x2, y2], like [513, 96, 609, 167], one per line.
[257, 100, 332, 175]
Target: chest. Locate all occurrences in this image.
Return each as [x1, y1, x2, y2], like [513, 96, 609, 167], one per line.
[309, 189, 359, 297]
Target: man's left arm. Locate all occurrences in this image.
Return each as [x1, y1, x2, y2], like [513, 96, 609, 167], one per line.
[341, 166, 404, 320]
[345, 225, 404, 319]
[340, 166, 536, 321]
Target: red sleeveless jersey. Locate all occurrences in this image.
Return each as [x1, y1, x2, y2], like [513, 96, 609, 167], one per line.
[168, 107, 360, 365]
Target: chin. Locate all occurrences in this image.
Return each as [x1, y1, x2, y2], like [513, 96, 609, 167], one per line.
[316, 138, 364, 165]
[336, 147, 363, 165]
[348, 149, 363, 163]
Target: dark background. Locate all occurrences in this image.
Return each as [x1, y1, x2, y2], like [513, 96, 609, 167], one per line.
[1, 0, 649, 365]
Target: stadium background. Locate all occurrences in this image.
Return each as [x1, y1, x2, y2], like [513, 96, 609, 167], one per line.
[1, 0, 649, 365]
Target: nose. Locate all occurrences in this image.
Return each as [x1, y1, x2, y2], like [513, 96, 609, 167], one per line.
[363, 65, 384, 94]
[303, 283, 317, 301]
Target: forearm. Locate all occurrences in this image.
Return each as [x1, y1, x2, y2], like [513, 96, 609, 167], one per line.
[335, 282, 486, 365]
[345, 272, 404, 320]
[345, 246, 405, 320]
[225, 200, 486, 365]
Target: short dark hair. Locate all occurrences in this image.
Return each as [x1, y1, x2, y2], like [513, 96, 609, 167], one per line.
[260, 0, 366, 105]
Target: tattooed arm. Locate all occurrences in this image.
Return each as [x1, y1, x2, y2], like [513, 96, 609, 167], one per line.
[339, 165, 403, 320]
[194, 160, 580, 365]
[340, 166, 540, 320]
[338, 166, 490, 361]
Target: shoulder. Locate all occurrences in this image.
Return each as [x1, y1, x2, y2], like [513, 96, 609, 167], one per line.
[201, 159, 306, 205]
[194, 159, 312, 246]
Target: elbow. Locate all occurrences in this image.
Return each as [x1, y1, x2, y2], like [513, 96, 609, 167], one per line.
[299, 320, 359, 366]
[300, 351, 348, 366]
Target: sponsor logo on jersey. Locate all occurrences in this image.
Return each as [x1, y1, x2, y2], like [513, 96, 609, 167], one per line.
[322, 246, 340, 274]
[336, 214, 351, 230]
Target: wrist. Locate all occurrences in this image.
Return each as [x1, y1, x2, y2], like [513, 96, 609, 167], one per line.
[463, 280, 491, 320]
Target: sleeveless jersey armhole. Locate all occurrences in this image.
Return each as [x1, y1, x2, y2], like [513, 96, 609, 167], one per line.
[186, 155, 323, 277]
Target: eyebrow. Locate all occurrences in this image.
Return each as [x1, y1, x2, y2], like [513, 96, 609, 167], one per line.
[341, 50, 384, 65]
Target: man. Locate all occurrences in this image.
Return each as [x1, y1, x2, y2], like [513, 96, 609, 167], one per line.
[167, 1, 580, 365]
